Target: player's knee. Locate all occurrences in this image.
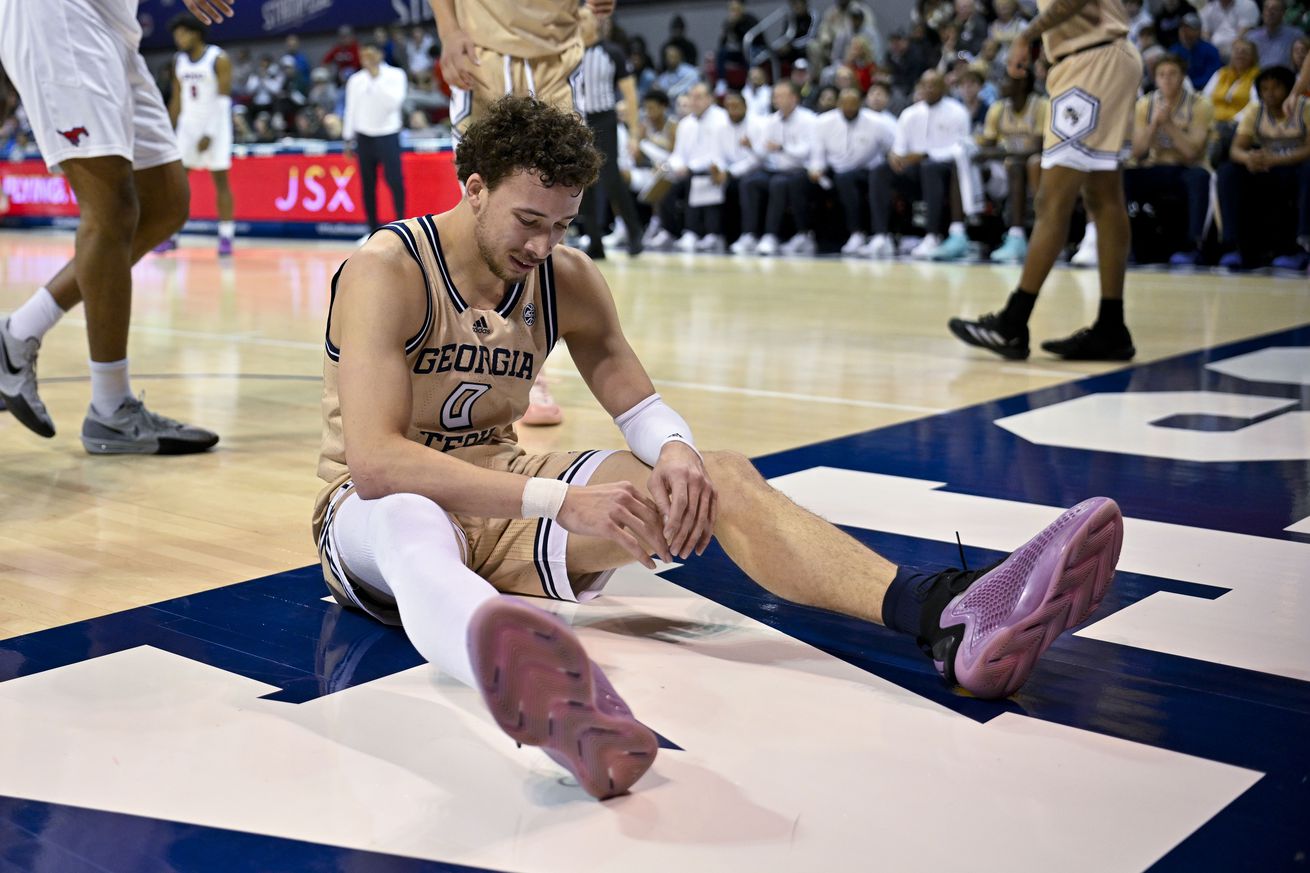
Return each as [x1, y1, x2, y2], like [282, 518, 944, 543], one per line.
[367, 492, 455, 553]
[80, 174, 140, 239]
[703, 450, 763, 493]
[151, 165, 191, 235]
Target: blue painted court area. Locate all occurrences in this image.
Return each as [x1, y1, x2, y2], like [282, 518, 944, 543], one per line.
[1, 325, 1307, 872]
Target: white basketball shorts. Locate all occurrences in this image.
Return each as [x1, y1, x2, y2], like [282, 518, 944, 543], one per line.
[0, 0, 180, 171]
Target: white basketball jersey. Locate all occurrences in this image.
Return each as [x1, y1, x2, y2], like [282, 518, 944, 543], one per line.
[175, 45, 223, 121]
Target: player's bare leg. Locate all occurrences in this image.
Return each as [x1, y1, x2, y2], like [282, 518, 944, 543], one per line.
[45, 161, 190, 312]
[1039, 169, 1136, 360]
[572, 450, 1122, 699]
[949, 165, 1085, 360]
[213, 169, 235, 255]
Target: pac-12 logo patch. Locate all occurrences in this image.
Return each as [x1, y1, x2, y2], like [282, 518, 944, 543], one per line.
[523, 303, 536, 327]
[57, 126, 90, 146]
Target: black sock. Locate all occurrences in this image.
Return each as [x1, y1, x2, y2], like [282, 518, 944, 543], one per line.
[1093, 298, 1125, 335]
[999, 288, 1037, 331]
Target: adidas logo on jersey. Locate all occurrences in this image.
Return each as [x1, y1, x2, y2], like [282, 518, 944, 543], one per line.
[472, 316, 490, 335]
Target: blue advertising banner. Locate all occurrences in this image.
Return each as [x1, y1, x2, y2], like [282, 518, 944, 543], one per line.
[136, 0, 436, 49]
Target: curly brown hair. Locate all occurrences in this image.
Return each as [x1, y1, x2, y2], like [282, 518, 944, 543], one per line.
[455, 96, 602, 191]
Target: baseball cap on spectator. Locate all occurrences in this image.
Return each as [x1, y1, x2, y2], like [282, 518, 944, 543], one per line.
[1181, 12, 1201, 29]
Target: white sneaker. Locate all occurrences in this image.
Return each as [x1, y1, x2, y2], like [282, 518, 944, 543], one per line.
[573, 234, 592, 251]
[859, 234, 894, 259]
[675, 230, 699, 252]
[730, 233, 759, 255]
[1071, 228, 1098, 266]
[781, 233, 815, 255]
[756, 233, 780, 256]
[696, 233, 725, 253]
[602, 219, 628, 249]
[647, 229, 674, 250]
[641, 219, 663, 245]
[841, 232, 868, 255]
[910, 234, 942, 259]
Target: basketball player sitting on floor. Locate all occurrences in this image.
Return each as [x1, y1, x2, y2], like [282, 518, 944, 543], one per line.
[313, 96, 1126, 801]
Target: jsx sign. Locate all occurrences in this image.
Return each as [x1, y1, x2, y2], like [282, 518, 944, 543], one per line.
[274, 164, 356, 214]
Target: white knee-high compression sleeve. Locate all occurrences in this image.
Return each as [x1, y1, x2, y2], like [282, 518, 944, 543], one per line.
[333, 492, 498, 687]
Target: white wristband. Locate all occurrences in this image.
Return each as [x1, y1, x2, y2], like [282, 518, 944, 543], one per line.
[521, 477, 569, 519]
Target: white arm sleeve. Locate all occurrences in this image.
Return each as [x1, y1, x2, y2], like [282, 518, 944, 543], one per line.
[614, 394, 699, 467]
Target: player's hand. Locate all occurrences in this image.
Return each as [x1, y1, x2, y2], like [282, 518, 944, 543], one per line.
[197, 135, 212, 152]
[1247, 150, 1269, 172]
[628, 139, 641, 160]
[183, 0, 234, 25]
[440, 28, 485, 91]
[343, 141, 355, 158]
[1007, 36, 1032, 79]
[765, 139, 782, 152]
[710, 164, 726, 185]
[888, 152, 905, 173]
[648, 442, 716, 559]
[587, 0, 616, 17]
[556, 481, 672, 569]
[808, 168, 824, 183]
[1283, 94, 1299, 117]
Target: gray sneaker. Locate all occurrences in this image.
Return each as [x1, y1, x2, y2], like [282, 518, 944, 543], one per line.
[0, 317, 55, 438]
[81, 395, 219, 455]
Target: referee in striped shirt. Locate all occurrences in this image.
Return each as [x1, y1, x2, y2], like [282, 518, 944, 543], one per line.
[576, 7, 644, 258]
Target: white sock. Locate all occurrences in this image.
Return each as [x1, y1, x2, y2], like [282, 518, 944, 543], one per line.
[948, 221, 966, 237]
[218, 221, 236, 240]
[7, 287, 65, 341]
[335, 492, 499, 687]
[89, 358, 132, 417]
[1008, 226, 1026, 240]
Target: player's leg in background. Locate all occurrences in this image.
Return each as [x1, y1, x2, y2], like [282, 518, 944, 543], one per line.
[1015, 164, 1084, 296]
[44, 161, 190, 315]
[212, 168, 235, 254]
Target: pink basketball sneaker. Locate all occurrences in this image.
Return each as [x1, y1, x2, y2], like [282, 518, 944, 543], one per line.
[919, 497, 1124, 699]
[467, 598, 657, 798]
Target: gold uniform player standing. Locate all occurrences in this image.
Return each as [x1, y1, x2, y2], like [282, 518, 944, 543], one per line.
[310, 96, 1125, 801]
[949, 0, 1144, 362]
[428, 0, 615, 425]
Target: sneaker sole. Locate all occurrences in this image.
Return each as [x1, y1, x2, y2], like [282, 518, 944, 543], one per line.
[0, 391, 55, 438]
[1040, 344, 1136, 361]
[468, 599, 657, 799]
[939, 497, 1123, 699]
[947, 318, 1030, 361]
[81, 434, 220, 455]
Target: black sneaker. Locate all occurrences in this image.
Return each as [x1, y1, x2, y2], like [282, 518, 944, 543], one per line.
[947, 312, 1030, 360]
[914, 497, 1123, 698]
[1041, 326, 1135, 361]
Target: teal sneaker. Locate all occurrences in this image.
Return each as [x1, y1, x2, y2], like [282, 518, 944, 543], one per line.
[990, 234, 1028, 263]
[931, 232, 971, 261]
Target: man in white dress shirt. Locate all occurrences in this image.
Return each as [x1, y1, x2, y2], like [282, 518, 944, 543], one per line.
[343, 42, 408, 234]
[730, 80, 818, 256]
[866, 70, 972, 258]
[650, 83, 731, 252]
[1200, 0, 1261, 58]
[809, 87, 897, 255]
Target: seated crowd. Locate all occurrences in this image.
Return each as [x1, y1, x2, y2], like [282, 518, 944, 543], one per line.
[2, 0, 1308, 269]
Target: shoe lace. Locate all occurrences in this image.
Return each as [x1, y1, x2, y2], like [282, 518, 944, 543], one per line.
[123, 393, 186, 431]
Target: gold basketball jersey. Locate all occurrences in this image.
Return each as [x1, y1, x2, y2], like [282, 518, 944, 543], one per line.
[455, 0, 581, 60]
[312, 214, 561, 539]
[1039, 0, 1129, 62]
